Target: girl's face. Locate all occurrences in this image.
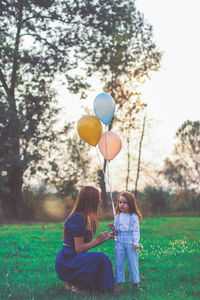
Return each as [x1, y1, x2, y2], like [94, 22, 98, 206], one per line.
[118, 196, 129, 213]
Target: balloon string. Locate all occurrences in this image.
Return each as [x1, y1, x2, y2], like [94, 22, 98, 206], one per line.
[104, 125, 115, 217]
[105, 125, 115, 218]
[104, 126, 109, 201]
[108, 161, 112, 193]
[105, 125, 108, 163]
[104, 125, 115, 216]
[107, 162, 115, 218]
[95, 146, 115, 218]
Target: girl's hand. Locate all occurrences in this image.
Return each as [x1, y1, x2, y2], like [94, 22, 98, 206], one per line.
[133, 244, 143, 251]
[108, 223, 115, 231]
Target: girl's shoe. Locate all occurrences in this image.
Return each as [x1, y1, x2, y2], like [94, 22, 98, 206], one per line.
[133, 282, 139, 289]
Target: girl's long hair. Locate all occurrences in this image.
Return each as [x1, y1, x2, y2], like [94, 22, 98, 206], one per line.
[115, 191, 142, 221]
[64, 186, 100, 239]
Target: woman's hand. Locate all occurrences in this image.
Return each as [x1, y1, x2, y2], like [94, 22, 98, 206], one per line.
[95, 231, 115, 245]
[108, 223, 115, 231]
[75, 231, 115, 252]
[108, 231, 116, 239]
[96, 231, 110, 243]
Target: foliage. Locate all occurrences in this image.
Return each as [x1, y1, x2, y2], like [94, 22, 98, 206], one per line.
[174, 189, 200, 212]
[1, 0, 153, 219]
[34, 195, 73, 222]
[82, 0, 162, 89]
[139, 186, 173, 214]
[23, 186, 75, 222]
[0, 218, 200, 299]
[0, 0, 94, 219]
[161, 120, 200, 193]
[45, 122, 94, 199]
[21, 186, 200, 223]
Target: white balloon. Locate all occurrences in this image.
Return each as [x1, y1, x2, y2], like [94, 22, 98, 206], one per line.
[93, 93, 115, 125]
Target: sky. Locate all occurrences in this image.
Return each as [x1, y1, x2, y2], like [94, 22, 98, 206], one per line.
[136, 0, 200, 158]
[55, 0, 200, 189]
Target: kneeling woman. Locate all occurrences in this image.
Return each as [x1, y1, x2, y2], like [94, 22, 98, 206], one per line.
[55, 186, 115, 294]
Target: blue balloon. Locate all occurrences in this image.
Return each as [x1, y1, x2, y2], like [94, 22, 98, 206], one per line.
[93, 93, 115, 125]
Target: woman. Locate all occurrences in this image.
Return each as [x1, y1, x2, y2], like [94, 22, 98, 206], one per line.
[55, 186, 115, 294]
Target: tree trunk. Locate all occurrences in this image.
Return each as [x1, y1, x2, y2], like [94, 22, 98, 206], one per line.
[98, 161, 108, 209]
[126, 125, 131, 190]
[0, 2, 25, 222]
[135, 113, 146, 197]
[2, 97, 25, 221]
[1, 166, 24, 221]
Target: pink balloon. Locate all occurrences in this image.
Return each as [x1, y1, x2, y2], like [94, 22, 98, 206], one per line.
[98, 131, 122, 162]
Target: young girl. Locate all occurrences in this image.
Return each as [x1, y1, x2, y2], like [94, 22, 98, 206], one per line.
[108, 191, 142, 293]
[55, 186, 115, 294]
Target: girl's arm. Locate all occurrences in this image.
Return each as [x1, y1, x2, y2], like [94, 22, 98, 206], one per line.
[108, 224, 115, 230]
[74, 231, 115, 252]
[133, 215, 140, 249]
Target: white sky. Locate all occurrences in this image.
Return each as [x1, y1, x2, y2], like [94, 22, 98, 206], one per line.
[55, 0, 200, 190]
[136, 0, 200, 158]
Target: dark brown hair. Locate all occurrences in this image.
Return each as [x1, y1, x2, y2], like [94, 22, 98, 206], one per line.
[64, 186, 100, 239]
[115, 191, 142, 221]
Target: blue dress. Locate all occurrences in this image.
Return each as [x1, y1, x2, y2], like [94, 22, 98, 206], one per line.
[55, 213, 114, 292]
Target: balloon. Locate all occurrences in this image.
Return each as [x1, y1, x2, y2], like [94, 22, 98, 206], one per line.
[77, 115, 102, 146]
[98, 131, 122, 162]
[93, 93, 115, 125]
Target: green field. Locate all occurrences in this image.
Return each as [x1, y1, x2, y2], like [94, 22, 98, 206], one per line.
[0, 217, 200, 299]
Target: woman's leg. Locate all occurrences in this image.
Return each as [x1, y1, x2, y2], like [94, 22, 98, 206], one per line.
[56, 251, 114, 292]
[92, 252, 114, 291]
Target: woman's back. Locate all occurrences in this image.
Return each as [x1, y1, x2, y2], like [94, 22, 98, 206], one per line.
[64, 213, 92, 247]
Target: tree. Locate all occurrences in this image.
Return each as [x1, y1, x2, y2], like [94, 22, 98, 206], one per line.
[0, 0, 83, 219]
[1, 0, 149, 219]
[80, 0, 161, 204]
[161, 120, 200, 193]
[134, 112, 146, 196]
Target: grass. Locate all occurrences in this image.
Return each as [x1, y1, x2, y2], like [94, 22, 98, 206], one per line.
[0, 217, 200, 299]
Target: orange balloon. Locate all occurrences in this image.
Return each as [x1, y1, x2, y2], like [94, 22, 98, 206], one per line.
[77, 115, 102, 146]
[98, 131, 122, 162]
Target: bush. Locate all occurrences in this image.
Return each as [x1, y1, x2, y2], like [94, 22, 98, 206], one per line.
[23, 187, 75, 222]
[98, 206, 114, 221]
[139, 186, 173, 215]
[174, 190, 200, 211]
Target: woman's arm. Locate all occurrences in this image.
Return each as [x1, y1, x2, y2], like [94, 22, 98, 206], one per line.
[74, 231, 114, 252]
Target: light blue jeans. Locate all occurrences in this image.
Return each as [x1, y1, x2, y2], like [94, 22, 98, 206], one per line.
[115, 241, 139, 284]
